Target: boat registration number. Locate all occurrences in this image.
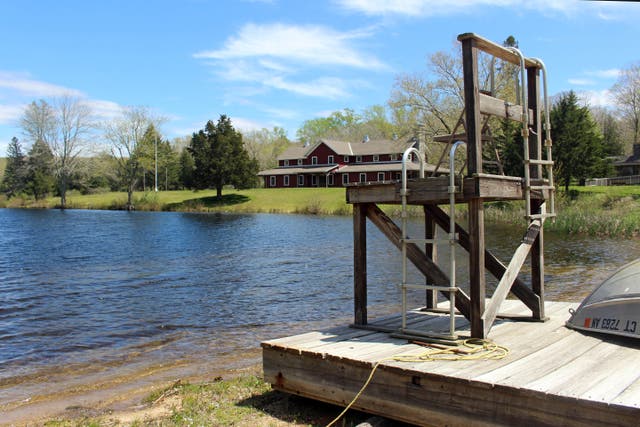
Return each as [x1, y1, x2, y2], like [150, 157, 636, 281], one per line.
[585, 317, 638, 333]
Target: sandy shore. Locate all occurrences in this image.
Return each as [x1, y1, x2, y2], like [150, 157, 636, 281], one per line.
[1, 349, 262, 426]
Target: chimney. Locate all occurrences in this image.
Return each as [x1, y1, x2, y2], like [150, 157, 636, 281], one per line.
[634, 144, 640, 159]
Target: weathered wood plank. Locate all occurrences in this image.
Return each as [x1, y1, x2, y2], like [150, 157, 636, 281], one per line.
[364, 203, 472, 318]
[424, 204, 542, 316]
[457, 33, 539, 68]
[468, 198, 486, 338]
[479, 92, 533, 124]
[525, 340, 637, 398]
[354, 203, 368, 325]
[461, 36, 482, 175]
[482, 219, 541, 335]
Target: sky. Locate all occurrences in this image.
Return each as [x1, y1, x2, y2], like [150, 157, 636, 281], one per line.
[1, 0, 639, 154]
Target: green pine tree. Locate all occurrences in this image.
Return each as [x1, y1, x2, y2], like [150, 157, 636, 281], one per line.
[26, 139, 55, 200]
[189, 115, 258, 199]
[551, 91, 605, 191]
[1, 137, 28, 198]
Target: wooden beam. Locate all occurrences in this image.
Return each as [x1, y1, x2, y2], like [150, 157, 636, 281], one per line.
[461, 37, 482, 175]
[424, 206, 437, 309]
[354, 203, 368, 325]
[468, 199, 486, 338]
[479, 93, 533, 124]
[531, 201, 546, 320]
[482, 219, 541, 335]
[457, 33, 539, 68]
[423, 205, 541, 316]
[364, 203, 471, 318]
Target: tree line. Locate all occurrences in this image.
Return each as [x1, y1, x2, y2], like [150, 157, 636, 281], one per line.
[2, 35, 639, 206]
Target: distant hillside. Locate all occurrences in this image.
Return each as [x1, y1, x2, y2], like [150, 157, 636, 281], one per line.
[0, 158, 6, 179]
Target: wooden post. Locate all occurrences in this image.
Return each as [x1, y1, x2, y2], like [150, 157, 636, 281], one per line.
[469, 199, 486, 338]
[461, 37, 482, 175]
[531, 199, 546, 320]
[424, 205, 437, 308]
[462, 36, 486, 338]
[528, 66, 546, 320]
[354, 203, 368, 325]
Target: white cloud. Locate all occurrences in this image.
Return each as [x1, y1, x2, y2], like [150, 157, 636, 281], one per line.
[194, 23, 387, 70]
[231, 116, 270, 133]
[568, 78, 594, 86]
[0, 104, 25, 125]
[0, 71, 84, 98]
[84, 99, 124, 120]
[264, 76, 350, 99]
[585, 68, 620, 79]
[334, 0, 631, 18]
[194, 23, 388, 101]
[577, 89, 615, 108]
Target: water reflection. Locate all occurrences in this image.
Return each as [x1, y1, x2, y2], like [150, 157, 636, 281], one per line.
[0, 208, 637, 402]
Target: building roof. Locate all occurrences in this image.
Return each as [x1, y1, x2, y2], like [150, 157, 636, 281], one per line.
[277, 145, 308, 160]
[337, 162, 436, 173]
[257, 165, 338, 176]
[276, 138, 417, 161]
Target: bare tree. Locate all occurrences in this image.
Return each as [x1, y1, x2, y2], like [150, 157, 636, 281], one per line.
[103, 106, 163, 210]
[21, 96, 93, 208]
[611, 63, 640, 148]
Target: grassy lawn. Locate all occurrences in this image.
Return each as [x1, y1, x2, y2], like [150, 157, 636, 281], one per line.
[0, 187, 353, 215]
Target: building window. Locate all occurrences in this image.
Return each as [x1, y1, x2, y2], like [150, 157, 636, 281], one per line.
[298, 175, 304, 186]
[269, 176, 276, 187]
[378, 172, 385, 182]
[342, 173, 349, 185]
[312, 156, 318, 165]
[344, 156, 349, 163]
[395, 172, 401, 181]
[284, 159, 289, 166]
[284, 175, 290, 186]
[359, 173, 366, 183]
[328, 155, 334, 164]
[356, 155, 362, 163]
[312, 175, 318, 186]
[328, 174, 334, 186]
[373, 155, 379, 162]
[390, 154, 397, 161]
[297, 159, 303, 165]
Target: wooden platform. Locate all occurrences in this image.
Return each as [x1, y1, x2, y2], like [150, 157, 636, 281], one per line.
[262, 300, 640, 426]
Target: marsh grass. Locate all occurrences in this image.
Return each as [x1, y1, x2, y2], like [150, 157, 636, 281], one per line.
[1, 185, 639, 237]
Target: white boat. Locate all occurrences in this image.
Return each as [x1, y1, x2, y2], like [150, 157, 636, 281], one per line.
[566, 258, 640, 339]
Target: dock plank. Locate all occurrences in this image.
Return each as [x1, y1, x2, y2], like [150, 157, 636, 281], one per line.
[262, 300, 640, 426]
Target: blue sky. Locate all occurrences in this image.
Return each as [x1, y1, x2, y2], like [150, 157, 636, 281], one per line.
[1, 0, 639, 154]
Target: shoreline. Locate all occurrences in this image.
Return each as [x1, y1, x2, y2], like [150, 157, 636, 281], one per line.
[1, 350, 263, 426]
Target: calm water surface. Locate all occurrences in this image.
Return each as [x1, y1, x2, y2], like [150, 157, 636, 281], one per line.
[0, 208, 638, 406]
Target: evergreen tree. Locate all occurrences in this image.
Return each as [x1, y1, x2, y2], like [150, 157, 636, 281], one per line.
[551, 91, 605, 191]
[26, 139, 55, 200]
[178, 147, 195, 189]
[188, 115, 258, 199]
[1, 137, 28, 198]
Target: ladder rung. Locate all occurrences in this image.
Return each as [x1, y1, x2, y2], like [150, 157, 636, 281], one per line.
[402, 238, 452, 244]
[527, 159, 554, 166]
[400, 283, 458, 292]
[527, 213, 556, 220]
[529, 185, 555, 190]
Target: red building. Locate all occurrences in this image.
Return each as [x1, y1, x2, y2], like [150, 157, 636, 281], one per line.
[258, 138, 433, 188]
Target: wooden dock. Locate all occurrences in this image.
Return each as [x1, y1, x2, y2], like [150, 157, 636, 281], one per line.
[262, 300, 640, 426]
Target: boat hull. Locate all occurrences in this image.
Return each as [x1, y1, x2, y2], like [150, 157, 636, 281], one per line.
[566, 259, 640, 340]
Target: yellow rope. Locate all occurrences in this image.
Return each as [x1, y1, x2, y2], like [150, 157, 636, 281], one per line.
[325, 339, 508, 427]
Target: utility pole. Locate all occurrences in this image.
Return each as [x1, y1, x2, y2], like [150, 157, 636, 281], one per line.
[154, 135, 158, 192]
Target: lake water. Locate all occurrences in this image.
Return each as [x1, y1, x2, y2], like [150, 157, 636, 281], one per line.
[0, 208, 638, 413]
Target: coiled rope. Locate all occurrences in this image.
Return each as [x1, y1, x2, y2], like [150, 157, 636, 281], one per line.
[325, 338, 509, 427]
